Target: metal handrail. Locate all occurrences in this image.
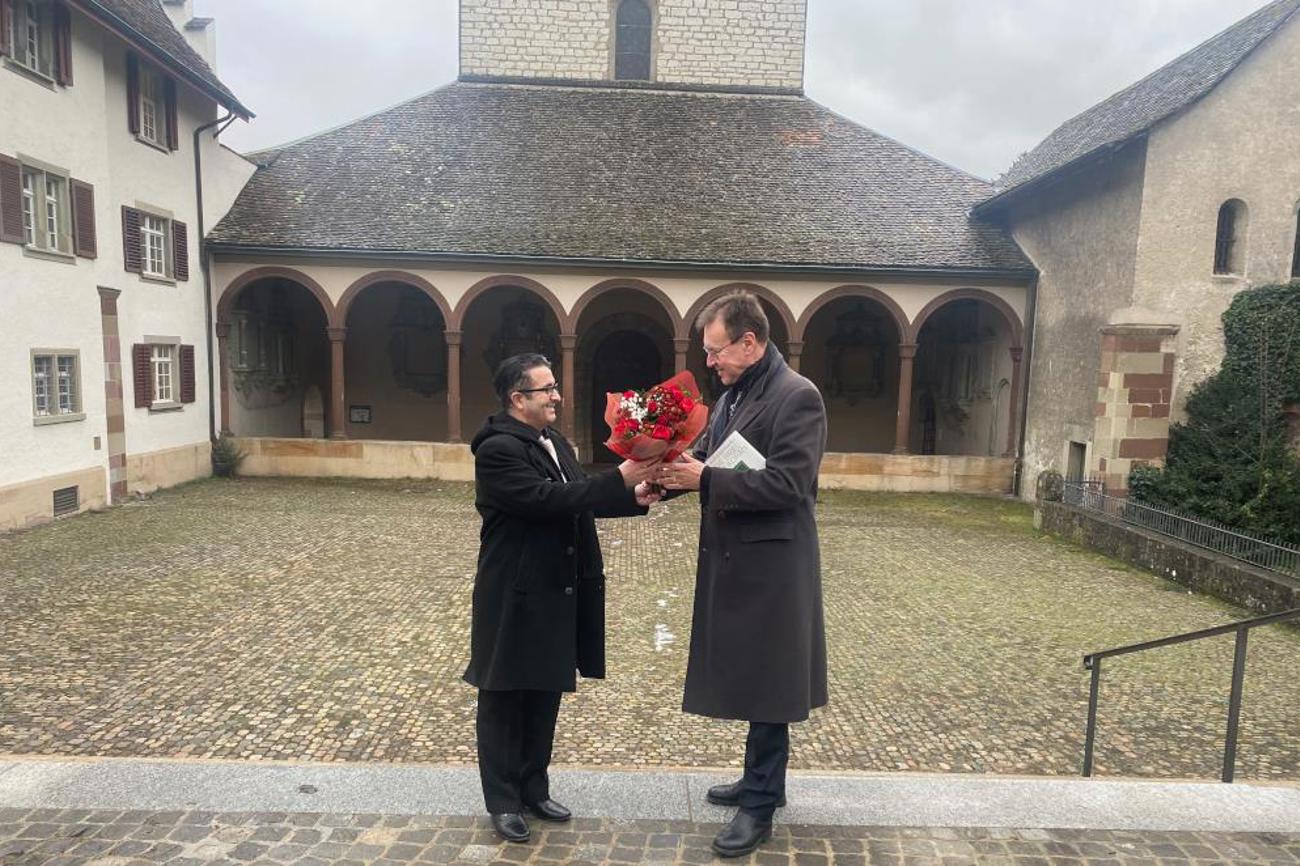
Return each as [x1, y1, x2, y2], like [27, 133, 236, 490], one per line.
[1081, 607, 1300, 782]
[1060, 482, 1300, 576]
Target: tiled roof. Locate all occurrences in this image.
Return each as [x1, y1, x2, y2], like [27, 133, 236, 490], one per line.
[76, 0, 250, 117]
[209, 82, 1030, 273]
[983, 0, 1300, 208]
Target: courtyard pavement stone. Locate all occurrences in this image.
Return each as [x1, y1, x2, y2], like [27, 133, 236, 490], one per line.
[0, 477, 1297, 779]
[0, 807, 1297, 866]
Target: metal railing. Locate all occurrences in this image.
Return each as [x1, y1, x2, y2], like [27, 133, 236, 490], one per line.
[1081, 608, 1300, 782]
[1061, 481, 1300, 576]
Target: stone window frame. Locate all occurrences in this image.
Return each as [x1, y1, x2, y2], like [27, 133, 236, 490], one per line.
[31, 347, 84, 425]
[137, 63, 167, 149]
[608, 0, 657, 82]
[147, 336, 181, 411]
[7, 0, 53, 81]
[16, 153, 73, 260]
[1212, 198, 1248, 277]
[134, 201, 176, 284]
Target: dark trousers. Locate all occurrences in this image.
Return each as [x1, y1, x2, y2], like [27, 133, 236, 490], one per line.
[475, 688, 563, 814]
[739, 721, 789, 820]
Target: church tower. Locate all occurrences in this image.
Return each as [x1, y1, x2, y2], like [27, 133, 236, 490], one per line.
[459, 0, 807, 93]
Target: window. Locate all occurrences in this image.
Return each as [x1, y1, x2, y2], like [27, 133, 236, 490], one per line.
[18, 164, 70, 253]
[151, 343, 174, 404]
[8, 0, 51, 78]
[121, 206, 187, 280]
[133, 341, 194, 409]
[141, 213, 166, 276]
[31, 350, 81, 420]
[1291, 205, 1300, 280]
[139, 66, 164, 147]
[1212, 199, 1248, 276]
[614, 0, 652, 80]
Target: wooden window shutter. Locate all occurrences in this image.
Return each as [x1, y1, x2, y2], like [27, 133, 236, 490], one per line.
[172, 219, 188, 280]
[0, 153, 24, 244]
[179, 345, 196, 403]
[126, 53, 140, 134]
[164, 78, 178, 150]
[70, 179, 95, 258]
[0, 0, 13, 57]
[53, 3, 72, 85]
[121, 205, 141, 272]
[133, 344, 152, 408]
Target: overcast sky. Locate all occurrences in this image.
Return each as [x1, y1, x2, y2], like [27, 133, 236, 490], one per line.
[208, 0, 1268, 181]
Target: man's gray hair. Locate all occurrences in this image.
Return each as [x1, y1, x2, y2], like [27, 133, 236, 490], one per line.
[695, 290, 770, 344]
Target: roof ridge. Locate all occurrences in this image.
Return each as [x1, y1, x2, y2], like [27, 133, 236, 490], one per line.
[988, 0, 1300, 200]
[241, 81, 460, 157]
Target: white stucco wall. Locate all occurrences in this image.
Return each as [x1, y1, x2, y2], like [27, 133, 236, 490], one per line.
[1131, 13, 1300, 411]
[0, 5, 250, 512]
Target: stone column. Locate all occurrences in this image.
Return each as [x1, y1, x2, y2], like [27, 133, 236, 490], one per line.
[673, 337, 690, 375]
[786, 340, 804, 374]
[215, 321, 233, 436]
[560, 333, 577, 441]
[893, 342, 918, 454]
[1005, 346, 1024, 458]
[445, 330, 463, 443]
[98, 287, 128, 503]
[1091, 324, 1180, 495]
[326, 326, 347, 439]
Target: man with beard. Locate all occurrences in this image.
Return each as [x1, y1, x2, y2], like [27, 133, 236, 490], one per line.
[464, 353, 660, 842]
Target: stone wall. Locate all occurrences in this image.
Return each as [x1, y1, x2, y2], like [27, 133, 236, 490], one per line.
[1035, 500, 1300, 614]
[459, 0, 805, 90]
[1090, 324, 1179, 494]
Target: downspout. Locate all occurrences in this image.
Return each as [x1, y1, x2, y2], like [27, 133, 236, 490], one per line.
[194, 110, 233, 441]
[1013, 271, 1040, 498]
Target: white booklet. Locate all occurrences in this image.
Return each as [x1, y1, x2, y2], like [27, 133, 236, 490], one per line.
[705, 431, 766, 472]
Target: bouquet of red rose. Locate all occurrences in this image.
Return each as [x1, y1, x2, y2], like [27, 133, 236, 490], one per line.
[603, 370, 709, 462]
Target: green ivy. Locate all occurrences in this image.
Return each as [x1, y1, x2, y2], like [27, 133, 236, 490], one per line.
[1129, 283, 1300, 545]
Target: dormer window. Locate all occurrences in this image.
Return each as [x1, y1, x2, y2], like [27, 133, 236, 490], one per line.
[1212, 199, 1248, 276]
[614, 0, 652, 80]
[1, 0, 71, 84]
[126, 53, 178, 151]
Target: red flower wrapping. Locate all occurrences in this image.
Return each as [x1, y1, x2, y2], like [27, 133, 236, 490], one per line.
[603, 370, 710, 462]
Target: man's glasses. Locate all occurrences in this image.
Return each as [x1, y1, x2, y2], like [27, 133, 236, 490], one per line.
[517, 383, 561, 396]
[703, 335, 744, 359]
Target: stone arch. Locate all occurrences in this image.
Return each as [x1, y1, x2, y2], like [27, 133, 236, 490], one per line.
[452, 275, 567, 332]
[568, 278, 681, 335]
[909, 288, 1024, 347]
[680, 282, 796, 341]
[795, 285, 909, 344]
[335, 270, 452, 330]
[217, 266, 334, 324]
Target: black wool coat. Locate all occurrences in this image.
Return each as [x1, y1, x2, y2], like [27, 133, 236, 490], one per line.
[462, 412, 645, 693]
[684, 349, 829, 723]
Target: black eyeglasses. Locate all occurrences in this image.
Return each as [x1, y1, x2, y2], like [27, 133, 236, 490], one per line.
[703, 335, 744, 359]
[517, 382, 561, 396]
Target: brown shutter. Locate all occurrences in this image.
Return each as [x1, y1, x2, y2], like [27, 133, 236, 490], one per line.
[164, 77, 178, 150]
[133, 344, 152, 408]
[179, 344, 196, 403]
[0, 153, 23, 244]
[126, 53, 140, 134]
[121, 206, 141, 272]
[0, 0, 13, 57]
[172, 219, 188, 280]
[70, 179, 95, 258]
[53, 3, 72, 85]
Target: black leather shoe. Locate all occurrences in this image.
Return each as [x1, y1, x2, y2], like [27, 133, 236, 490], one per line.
[706, 779, 787, 808]
[712, 811, 773, 858]
[489, 812, 530, 842]
[524, 798, 572, 822]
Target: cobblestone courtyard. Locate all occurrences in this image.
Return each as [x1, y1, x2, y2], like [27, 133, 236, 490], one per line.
[1, 477, 1297, 780]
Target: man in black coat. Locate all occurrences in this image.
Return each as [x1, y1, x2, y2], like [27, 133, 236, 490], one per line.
[658, 291, 828, 858]
[463, 353, 660, 843]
